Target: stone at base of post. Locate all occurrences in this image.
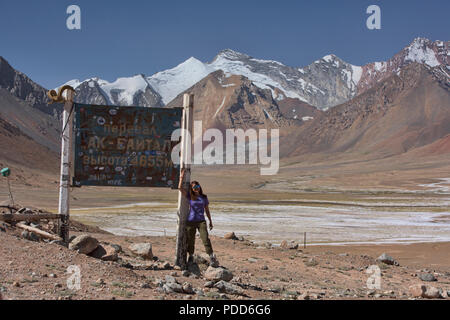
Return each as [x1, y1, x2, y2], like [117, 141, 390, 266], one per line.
[59, 215, 69, 245]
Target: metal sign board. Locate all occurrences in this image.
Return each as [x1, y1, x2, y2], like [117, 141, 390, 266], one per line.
[73, 104, 182, 188]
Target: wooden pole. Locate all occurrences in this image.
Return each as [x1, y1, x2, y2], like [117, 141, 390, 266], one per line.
[16, 223, 63, 241]
[6, 177, 14, 206]
[58, 89, 75, 244]
[0, 213, 60, 222]
[175, 93, 194, 270]
[304, 232, 307, 249]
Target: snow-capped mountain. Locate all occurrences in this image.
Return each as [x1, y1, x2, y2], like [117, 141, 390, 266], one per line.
[357, 37, 449, 94]
[60, 37, 448, 110]
[64, 74, 164, 108]
[147, 49, 363, 109]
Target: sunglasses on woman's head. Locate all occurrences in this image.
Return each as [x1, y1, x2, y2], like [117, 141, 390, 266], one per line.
[192, 185, 200, 190]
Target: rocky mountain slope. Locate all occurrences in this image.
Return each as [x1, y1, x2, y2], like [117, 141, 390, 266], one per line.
[281, 63, 450, 159]
[0, 57, 60, 118]
[166, 70, 297, 133]
[0, 88, 60, 152]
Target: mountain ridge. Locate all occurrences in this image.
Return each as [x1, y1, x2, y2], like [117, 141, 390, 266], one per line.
[60, 37, 448, 111]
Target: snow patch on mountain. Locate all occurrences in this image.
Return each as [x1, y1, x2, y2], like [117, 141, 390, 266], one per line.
[405, 40, 440, 67]
[147, 57, 213, 104]
[100, 75, 150, 105]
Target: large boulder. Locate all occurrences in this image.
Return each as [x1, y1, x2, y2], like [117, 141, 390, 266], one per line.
[409, 284, 443, 299]
[204, 266, 233, 282]
[423, 286, 442, 299]
[129, 243, 153, 260]
[69, 234, 99, 254]
[409, 284, 426, 297]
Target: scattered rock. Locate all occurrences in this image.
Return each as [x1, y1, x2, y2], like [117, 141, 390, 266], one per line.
[204, 281, 215, 288]
[162, 261, 171, 269]
[182, 270, 190, 277]
[163, 282, 183, 293]
[49, 240, 66, 246]
[182, 282, 194, 294]
[12, 281, 21, 288]
[193, 253, 210, 265]
[69, 234, 99, 255]
[423, 286, 441, 299]
[366, 290, 376, 296]
[205, 291, 220, 299]
[194, 289, 205, 296]
[141, 283, 151, 289]
[224, 232, 238, 240]
[305, 258, 318, 267]
[89, 244, 119, 261]
[165, 275, 178, 284]
[280, 240, 298, 250]
[204, 266, 233, 282]
[248, 258, 258, 263]
[269, 286, 282, 293]
[109, 244, 122, 253]
[129, 243, 153, 260]
[297, 292, 310, 300]
[261, 265, 269, 270]
[96, 278, 105, 285]
[419, 273, 437, 282]
[283, 291, 299, 299]
[49, 274, 57, 278]
[376, 253, 399, 266]
[21, 231, 40, 242]
[214, 280, 244, 296]
[409, 284, 442, 299]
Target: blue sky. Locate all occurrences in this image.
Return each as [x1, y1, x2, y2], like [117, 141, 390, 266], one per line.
[0, 0, 448, 89]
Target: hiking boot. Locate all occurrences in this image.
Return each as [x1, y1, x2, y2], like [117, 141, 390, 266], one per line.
[209, 253, 219, 267]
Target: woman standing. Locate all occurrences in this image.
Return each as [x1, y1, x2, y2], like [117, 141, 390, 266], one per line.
[178, 168, 218, 267]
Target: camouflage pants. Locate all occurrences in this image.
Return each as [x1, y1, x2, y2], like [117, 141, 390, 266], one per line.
[186, 221, 213, 256]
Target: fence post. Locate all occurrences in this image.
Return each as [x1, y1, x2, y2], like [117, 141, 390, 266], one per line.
[175, 93, 194, 269]
[58, 88, 75, 244]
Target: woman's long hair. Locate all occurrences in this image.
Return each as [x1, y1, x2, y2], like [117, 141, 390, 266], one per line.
[190, 181, 207, 200]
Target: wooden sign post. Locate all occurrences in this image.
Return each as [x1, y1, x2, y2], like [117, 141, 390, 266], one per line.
[58, 88, 75, 244]
[175, 93, 194, 269]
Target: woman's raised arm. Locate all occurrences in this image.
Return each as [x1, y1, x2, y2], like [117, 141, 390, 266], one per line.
[178, 168, 188, 198]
